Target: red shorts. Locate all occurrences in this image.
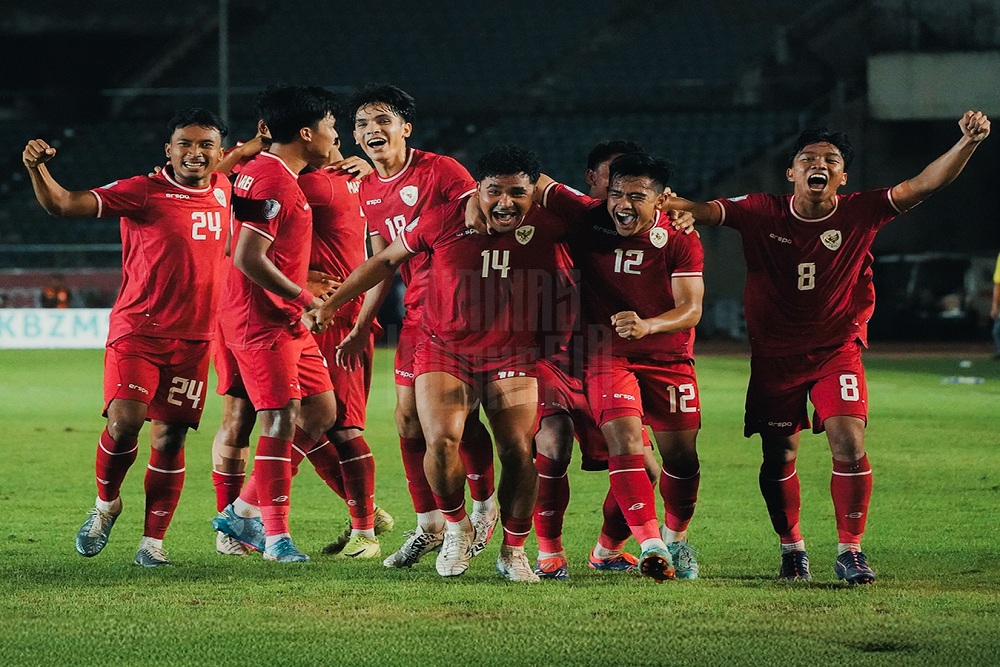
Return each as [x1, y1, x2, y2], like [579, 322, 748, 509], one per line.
[228, 329, 333, 411]
[314, 318, 373, 431]
[745, 341, 868, 437]
[537, 357, 608, 471]
[213, 324, 248, 399]
[584, 356, 701, 432]
[413, 337, 538, 390]
[103, 334, 211, 427]
[393, 322, 424, 387]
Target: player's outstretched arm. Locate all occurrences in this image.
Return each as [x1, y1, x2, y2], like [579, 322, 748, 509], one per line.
[611, 276, 704, 340]
[666, 194, 723, 228]
[22, 139, 99, 217]
[891, 110, 990, 211]
[315, 236, 415, 333]
[335, 233, 395, 370]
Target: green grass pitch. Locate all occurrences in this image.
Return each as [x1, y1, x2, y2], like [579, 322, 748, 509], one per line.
[1, 347, 999, 666]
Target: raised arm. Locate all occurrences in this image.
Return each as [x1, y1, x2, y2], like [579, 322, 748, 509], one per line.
[22, 140, 99, 217]
[315, 235, 416, 332]
[611, 275, 704, 340]
[890, 110, 990, 212]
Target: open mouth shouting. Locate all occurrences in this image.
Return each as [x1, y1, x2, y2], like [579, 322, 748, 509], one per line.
[806, 172, 828, 191]
[613, 209, 639, 232]
[490, 206, 520, 229]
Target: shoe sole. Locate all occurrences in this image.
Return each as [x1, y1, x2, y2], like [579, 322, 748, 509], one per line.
[640, 554, 676, 583]
[836, 568, 875, 585]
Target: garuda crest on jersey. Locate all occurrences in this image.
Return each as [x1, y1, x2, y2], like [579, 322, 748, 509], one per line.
[399, 185, 419, 207]
[820, 229, 842, 251]
[514, 225, 534, 245]
[649, 227, 668, 248]
[213, 188, 227, 207]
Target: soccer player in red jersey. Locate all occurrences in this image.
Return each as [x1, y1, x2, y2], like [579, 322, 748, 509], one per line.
[532, 140, 664, 580]
[316, 145, 570, 582]
[298, 159, 399, 558]
[670, 110, 991, 584]
[539, 153, 705, 582]
[339, 84, 498, 569]
[209, 116, 396, 559]
[211, 85, 342, 563]
[22, 108, 232, 567]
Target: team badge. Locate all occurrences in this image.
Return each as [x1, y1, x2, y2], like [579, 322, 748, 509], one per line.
[649, 227, 668, 248]
[514, 225, 535, 245]
[820, 229, 842, 251]
[400, 185, 419, 206]
[263, 199, 281, 220]
[213, 188, 227, 207]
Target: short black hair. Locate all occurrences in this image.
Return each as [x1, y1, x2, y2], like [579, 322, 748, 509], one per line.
[255, 84, 339, 144]
[608, 152, 674, 192]
[789, 127, 854, 168]
[166, 107, 228, 142]
[587, 140, 644, 171]
[475, 145, 541, 183]
[347, 83, 416, 125]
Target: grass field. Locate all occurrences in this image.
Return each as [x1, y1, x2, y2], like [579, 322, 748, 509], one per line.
[2, 346, 999, 667]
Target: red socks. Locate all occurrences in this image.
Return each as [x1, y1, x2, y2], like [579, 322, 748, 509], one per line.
[433, 488, 468, 524]
[459, 419, 495, 502]
[305, 437, 346, 498]
[334, 436, 376, 530]
[501, 515, 532, 548]
[401, 437, 437, 513]
[534, 453, 569, 553]
[95, 427, 138, 502]
[831, 455, 872, 544]
[597, 487, 631, 551]
[608, 454, 659, 542]
[759, 459, 803, 544]
[212, 469, 244, 512]
[143, 447, 185, 539]
[659, 463, 700, 533]
[248, 435, 292, 536]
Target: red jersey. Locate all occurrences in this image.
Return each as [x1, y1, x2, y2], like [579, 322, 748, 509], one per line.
[91, 168, 231, 343]
[716, 189, 901, 356]
[220, 151, 312, 349]
[360, 148, 475, 327]
[400, 196, 569, 360]
[299, 167, 368, 322]
[543, 183, 703, 361]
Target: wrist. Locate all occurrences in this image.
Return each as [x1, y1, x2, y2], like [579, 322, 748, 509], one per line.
[291, 288, 315, 310]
